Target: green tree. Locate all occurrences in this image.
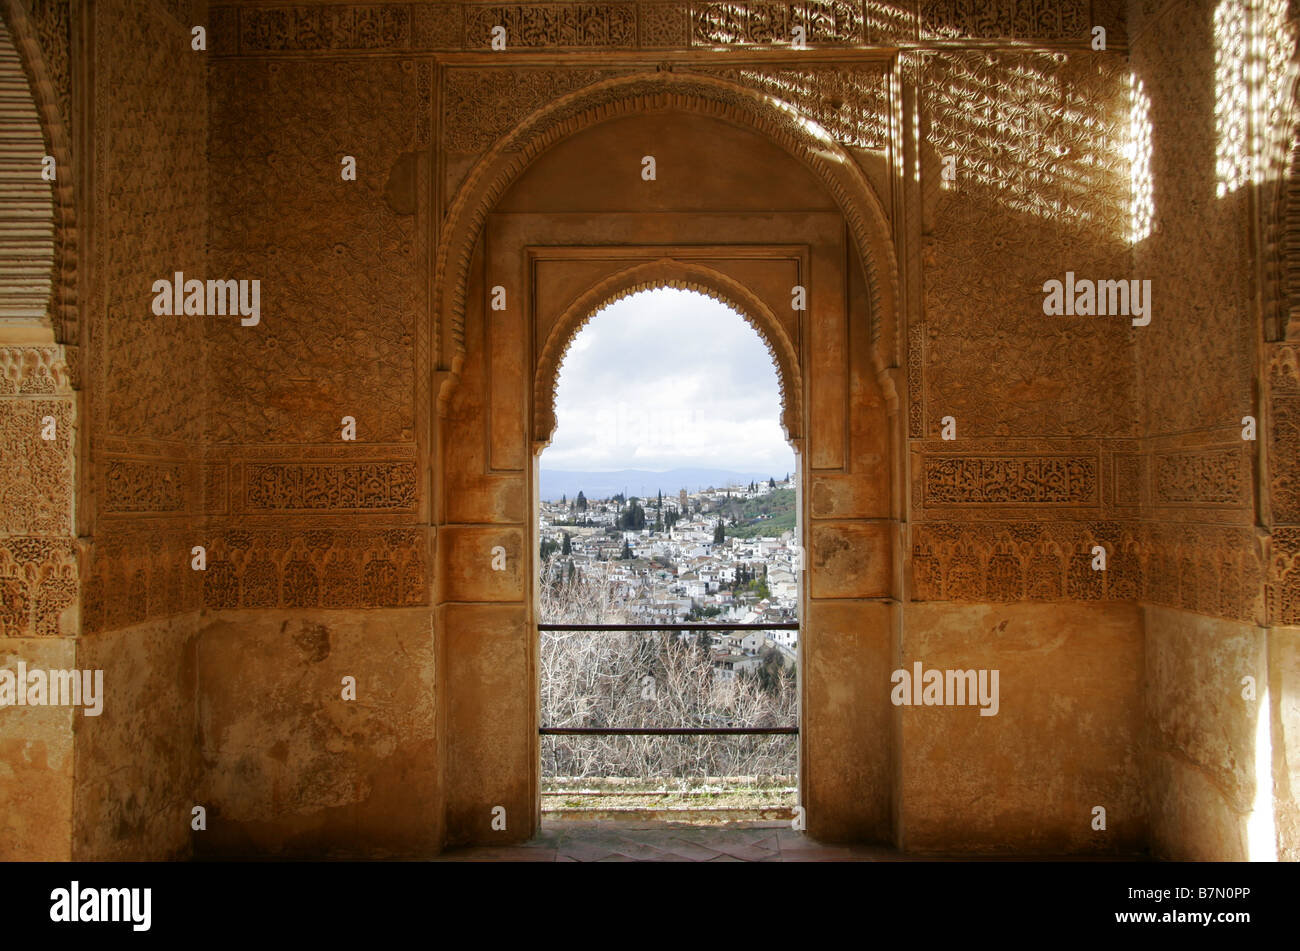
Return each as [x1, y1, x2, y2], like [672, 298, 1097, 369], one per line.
[619, 502, 646, 531]
[620, 539, 633, 560]
[561, 532, 571, 556]
[576, 490, 587, 512]
[540, 538, 559, 561]
[769, 477, 776, 489]
[713, 520, 725, 545]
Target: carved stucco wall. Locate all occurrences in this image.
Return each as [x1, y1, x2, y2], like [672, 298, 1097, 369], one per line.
[205, 54, 430, 611]
[70, 0, 209, 860]
[82, 0, 208, 634]
[0, 0, 75, 862]
[909, 47, 1144, 607]
[0, 342, 77, 860]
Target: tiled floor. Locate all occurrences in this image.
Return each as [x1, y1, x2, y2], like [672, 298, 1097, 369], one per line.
[434, 820, 918, 862]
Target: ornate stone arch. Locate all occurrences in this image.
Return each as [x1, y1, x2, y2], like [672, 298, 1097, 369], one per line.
[0, 0, 75, 347]
[434, 70, 901, 408]
[533, 258, 804, 453]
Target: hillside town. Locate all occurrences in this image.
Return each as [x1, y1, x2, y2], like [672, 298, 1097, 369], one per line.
[538, 476, 801, 679]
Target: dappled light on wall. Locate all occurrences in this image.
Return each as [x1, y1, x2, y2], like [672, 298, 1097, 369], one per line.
[728, 68, 889, 149]
[1215, 0, 1295, 197]
[1128, 73, 1154, 244]
[925, 51, 1128, 235]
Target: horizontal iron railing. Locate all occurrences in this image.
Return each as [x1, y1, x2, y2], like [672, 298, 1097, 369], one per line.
[539, 622, 799, 736]
[538, 622, 798, 632]
[540, 726, 797, 735]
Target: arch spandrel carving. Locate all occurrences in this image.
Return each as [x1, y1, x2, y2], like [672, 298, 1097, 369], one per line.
[533, 259, 804, 454]
[434, 70, 901, 412]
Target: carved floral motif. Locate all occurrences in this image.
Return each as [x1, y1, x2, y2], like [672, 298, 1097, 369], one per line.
[244, 462, 418, 512]
[1153, 449, 1248, 506]
[913, 521, 1261, 623]
[923, 455, 1098, 505]
[692, 1, 863, 44]
[463, 3, 638, 47]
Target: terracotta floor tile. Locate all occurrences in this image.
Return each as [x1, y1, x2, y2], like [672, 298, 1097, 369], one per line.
[709, 843, 780, 861]
[659, 838, 726, 861]
[605, 841, 682, 861]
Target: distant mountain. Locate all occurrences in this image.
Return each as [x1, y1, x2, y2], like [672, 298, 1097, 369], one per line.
[539, 467, 790, 502]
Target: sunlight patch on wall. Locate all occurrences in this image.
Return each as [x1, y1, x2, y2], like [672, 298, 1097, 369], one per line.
[1247, 679, 1278, 860]
[1215, 0, 1295, 197]
[1127, 73, 1154, 244]
[924, 52, 1128, 233]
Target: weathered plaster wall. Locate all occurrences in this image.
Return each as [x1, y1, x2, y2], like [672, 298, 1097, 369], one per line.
[1142, 605, 1266, 860]
[900, 602, 1145, 853]
[197, 0, 1150, 854]
[195, 610, 439, 858]
[0, 634, 74, 860]
[73, 614, 200, 860]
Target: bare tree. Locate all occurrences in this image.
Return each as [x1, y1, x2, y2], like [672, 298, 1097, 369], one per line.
[539, 569, 797, 784]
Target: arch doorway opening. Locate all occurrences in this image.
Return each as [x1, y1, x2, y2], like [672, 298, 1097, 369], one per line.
[536, 286, 802, 825]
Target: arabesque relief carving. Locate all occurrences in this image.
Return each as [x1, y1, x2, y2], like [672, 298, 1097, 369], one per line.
[922, 455, 1097, 505]
[913, 522, 1262, 623]
[201, 528, 428, 610]
[244, 462, 418, 513]
[210, 1, 1115, 54]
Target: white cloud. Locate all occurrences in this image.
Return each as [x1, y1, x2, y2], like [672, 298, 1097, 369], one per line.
[544, 288, 795, 473]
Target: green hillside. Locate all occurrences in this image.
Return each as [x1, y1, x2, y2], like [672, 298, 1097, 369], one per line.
[711, 487, 797, 539]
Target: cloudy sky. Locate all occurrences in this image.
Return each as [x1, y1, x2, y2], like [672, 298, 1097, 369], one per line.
[543, 288, 795, 474]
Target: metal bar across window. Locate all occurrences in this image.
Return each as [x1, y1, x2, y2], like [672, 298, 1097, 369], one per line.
[538, 622, 798, 632]
[541, 727, 798, 735]
[539, 623, 799, 736]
